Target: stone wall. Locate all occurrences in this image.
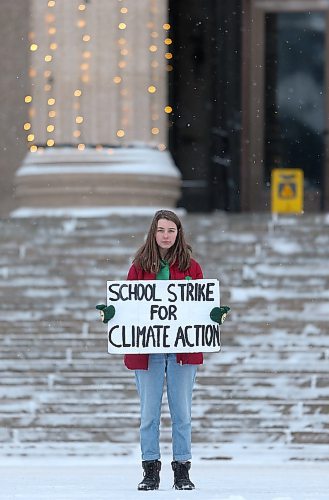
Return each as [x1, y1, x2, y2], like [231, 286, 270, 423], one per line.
[0, 0, 30, 216]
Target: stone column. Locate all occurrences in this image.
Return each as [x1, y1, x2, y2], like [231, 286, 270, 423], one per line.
[14, 0, 180, 215]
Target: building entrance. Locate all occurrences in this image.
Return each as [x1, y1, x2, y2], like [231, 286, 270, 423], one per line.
[242, 0, 329, 211]
[265, 11, 325, 193]
[169, 0, 242, 212]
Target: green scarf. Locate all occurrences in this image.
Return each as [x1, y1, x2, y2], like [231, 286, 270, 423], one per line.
[156, 259, 170, 280]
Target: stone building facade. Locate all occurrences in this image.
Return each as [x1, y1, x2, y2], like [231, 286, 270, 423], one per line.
[0, 0, 30, 216]
[1, 0, 329, 216]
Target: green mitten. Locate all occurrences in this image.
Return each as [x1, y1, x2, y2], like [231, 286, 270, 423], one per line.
[210, 306, 230, 324]
[96, 304, 116, 324]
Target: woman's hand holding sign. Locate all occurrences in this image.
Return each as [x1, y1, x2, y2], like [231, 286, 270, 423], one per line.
[210, 306, 230, 325]
[96, 304, 116, 324]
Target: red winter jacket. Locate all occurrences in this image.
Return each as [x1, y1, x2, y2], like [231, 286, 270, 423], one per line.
[123, 258, 204, 370]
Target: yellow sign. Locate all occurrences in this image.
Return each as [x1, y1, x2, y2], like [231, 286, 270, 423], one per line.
[271, 169, 304, 214]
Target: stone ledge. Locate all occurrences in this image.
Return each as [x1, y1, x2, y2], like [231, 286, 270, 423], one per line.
[14, 146, 181, 211]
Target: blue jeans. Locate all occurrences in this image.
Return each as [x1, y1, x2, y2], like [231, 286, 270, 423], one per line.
[135, 353, 197, 462]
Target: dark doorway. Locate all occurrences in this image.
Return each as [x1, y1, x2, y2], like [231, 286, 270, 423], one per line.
[242, 0, 329, 212]
[168, 1, 242, 212]
[265, 11, 325, 197]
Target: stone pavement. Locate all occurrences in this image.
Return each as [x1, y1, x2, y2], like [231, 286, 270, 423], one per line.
[0, 212, 328, 458]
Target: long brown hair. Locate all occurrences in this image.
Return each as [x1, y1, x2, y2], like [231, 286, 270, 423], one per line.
[134, 210, 192, 273]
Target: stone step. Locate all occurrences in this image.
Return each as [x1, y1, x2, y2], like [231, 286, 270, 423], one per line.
[0, 387, 328, 407]
[1, 213, 328, 453]
[1, 414, 327, 437]
[2, 398, 328, 414]
[1, 359, 328, 377]
[2, 427, 329, 446]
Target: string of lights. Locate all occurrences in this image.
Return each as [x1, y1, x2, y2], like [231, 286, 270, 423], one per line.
[25, 0, 58, 153]
[44, 0, 57, 148]
[74, 1, 92, 151]
[163, 20, 173, 118]
[148, 2, 173, 150]
[115, 0, 129, 140]
[148, 0, 160, 142]
[25, 28, 36, 152]
[162, 18, 173, 153]
[24, 0, 172, 152]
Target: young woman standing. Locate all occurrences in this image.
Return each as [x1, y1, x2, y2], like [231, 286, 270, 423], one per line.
[125, 210, 203, 491]
[97, 209, 229, 490]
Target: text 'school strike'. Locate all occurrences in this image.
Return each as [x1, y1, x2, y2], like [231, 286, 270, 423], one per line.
[108, 282, 216, 302]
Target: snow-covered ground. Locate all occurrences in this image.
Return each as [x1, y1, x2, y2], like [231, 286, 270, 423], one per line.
[1, 455, 328, 500]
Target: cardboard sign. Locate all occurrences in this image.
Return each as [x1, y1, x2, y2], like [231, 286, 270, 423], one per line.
[107, 279, 220, 354]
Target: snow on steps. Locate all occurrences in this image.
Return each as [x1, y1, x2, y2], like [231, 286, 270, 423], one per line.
[0, 213, 328, 457]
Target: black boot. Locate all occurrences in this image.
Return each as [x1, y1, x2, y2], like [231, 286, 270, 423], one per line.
[138, 460, 161, 490]
[171, 461, 195, 490]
